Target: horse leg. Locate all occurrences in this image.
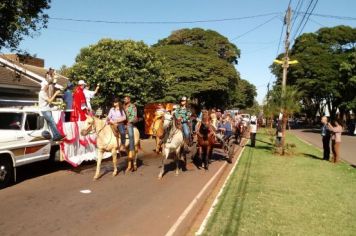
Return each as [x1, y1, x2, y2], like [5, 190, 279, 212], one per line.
[205, 146, 211, 170]
[133, 145, 139, 171]
[112, 148, 118, 176]
[155, 136, 160, 153]
[198, 146, 203, 167]
[175, 147, 180, 176]
[125, 150, 133, 174]
[94, 150, 103, 180]
[158, 148, 167, 179]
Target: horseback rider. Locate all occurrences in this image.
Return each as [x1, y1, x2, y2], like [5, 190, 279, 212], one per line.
[124, 96, 138, 159]
[174, 96, 192, 146]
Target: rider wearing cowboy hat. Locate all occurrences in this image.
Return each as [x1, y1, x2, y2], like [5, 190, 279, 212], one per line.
[174, 96, 192, 145]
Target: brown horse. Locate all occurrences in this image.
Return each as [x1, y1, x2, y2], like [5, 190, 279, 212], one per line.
[152, 113, 165, 153]
[196, 111, 215, 170]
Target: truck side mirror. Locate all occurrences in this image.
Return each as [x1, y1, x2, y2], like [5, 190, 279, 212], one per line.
[37, 116, 45, 130]
[41, 130, 52, 139]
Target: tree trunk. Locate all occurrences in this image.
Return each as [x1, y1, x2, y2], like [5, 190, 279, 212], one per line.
[281, 113, 288, 155]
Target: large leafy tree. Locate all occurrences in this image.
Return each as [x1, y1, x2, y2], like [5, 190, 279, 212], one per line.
[0, 0, 51, 50]
[271, 25, 356, 119]
[154, 28, 255, 109]
[68, 39, 168, 108]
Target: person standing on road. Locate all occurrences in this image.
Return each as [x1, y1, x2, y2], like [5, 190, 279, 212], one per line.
[321, 116, 331, 161]
[250, 116, 257, 147]
[328, 119, 343, 163]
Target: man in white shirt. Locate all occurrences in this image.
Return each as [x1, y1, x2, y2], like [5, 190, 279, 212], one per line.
[83, 82, 100, 112]
[250, 116, 258, 147]
[38, 81, 65, 141]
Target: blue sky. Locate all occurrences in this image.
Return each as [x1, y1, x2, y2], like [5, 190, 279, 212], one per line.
[4, 0, 356, 103]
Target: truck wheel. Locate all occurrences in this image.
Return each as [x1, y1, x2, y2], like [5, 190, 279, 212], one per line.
[0, 158, 14, 189]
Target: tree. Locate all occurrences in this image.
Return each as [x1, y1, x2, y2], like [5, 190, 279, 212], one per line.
[270, 25, 356, 119]
[265, 86, 302, 154]
[155, 28, 240, 64]
[0, 0, 51, 51]
[154, 28, 256, 109]
[68, 39, 169, 108]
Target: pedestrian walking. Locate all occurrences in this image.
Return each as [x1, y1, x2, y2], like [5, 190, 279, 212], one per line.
[320, 116, 331, 161]
[328, 119, 343, 163]
[250, 116, 257, 147]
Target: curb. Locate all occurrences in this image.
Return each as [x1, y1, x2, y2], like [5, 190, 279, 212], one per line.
[195, 144, 246, 235]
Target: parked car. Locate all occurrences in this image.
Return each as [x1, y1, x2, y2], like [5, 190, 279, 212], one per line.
[0, 107, 61, 188]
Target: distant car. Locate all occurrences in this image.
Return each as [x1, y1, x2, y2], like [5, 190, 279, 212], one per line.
[240, 113, 251, 122]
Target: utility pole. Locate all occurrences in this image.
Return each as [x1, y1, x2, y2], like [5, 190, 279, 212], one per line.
[273, 6, 298, 155]
[280, 6, 292, 155]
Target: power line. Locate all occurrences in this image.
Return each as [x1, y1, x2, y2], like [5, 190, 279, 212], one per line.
[291, 0, 315, 41]
[231, 16, 278, 41]
[294, 0, 319, 38]
[290, 0, 304, 33]
[295, 12, 356, 21]
[49, 12, 281, 25]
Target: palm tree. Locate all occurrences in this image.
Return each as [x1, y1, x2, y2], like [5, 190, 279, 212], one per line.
[265, 86, 302, 154]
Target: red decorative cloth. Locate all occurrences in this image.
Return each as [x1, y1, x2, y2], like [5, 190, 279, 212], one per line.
[70, 86, 87, 121]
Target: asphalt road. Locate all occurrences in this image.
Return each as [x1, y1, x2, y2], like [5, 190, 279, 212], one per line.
[290, 129, 356, 166]
[0, 138, 241, 236]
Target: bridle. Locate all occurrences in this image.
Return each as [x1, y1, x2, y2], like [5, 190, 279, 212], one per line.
[82, 116, 106, 135]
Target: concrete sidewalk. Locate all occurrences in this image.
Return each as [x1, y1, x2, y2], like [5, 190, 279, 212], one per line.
[290, 129, 356, 166]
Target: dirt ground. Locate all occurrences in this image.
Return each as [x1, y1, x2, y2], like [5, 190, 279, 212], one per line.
[0, 138, 243, 236]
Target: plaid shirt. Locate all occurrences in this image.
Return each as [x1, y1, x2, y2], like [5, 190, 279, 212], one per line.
[174, 105, 191, 122]
[125, 103, 137, 123]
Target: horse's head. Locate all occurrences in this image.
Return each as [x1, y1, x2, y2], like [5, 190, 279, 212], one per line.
[163, 113, 173, 129]
[80, 114, 95, 136]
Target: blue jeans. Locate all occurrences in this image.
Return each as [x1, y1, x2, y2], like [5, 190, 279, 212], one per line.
[42, 111, 61, 140]
[118, 123, 126, 146]
[182, 122, 190, 140]
[127, 124, 135, 151]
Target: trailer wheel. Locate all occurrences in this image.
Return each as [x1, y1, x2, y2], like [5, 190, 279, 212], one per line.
[0, 157, 14, 189]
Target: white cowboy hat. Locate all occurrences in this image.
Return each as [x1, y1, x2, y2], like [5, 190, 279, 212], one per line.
[181, 96, 187, 101]
[40, 80, 48, 90]
[78, 80, 86, 85]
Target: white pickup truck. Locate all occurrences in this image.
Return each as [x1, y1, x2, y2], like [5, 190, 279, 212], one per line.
[0, 107, 61, 188]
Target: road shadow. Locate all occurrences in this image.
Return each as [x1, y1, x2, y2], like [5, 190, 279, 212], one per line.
[15, 160, 72, 184]
[255, 138, 273, 146]
[301, 129, 321, 134]
[302, 153, 323, 161]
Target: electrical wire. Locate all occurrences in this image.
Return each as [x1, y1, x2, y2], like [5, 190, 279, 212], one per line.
[231, 16, 278, 41]
[291, 0, 315, 41]
[294, 0, 319, 38]
[49, 12, 281, 25]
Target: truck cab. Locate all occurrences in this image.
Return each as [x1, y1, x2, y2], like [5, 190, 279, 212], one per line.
[0, 107, 59, 188]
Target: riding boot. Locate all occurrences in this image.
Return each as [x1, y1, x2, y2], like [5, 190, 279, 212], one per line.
[125, 151, 133, 173]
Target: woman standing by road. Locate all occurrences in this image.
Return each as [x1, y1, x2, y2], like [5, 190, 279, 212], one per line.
[328, 119, 343, 163]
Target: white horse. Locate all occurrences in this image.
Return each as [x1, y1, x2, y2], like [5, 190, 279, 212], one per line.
[81, 115, 141, 179]
[81, 115, 119, 180]
[158, 117, 185, 179]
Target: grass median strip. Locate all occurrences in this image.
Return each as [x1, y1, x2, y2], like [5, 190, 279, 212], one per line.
[201, 130, 356, 236]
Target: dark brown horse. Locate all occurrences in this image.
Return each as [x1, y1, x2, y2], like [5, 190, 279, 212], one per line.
[196, 111, 215, 170]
